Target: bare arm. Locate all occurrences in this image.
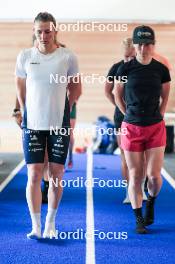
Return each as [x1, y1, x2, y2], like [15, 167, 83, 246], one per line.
[159, 82, 170, 117]
[114, 82, 126, 115]
[15, 97, 21, 110]
[67, 75, 82, 110]
[13, 77, 26, 128]
[15, 76, 26, 113]
[104, 81, 115, 106]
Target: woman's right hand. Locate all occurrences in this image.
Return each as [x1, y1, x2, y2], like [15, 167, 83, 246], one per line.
[12, 110, 22, 128]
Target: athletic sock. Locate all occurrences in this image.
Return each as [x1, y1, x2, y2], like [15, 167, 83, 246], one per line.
[27, 212, 41, 239]
[147, 194, 156, 202]
[144, 194, 156, 226]
[45, 208, 57, 223]
[31, 212, 41, 230]
[43, 208, 57, 238]
[133, 208, 148, 234]
[133, 207, 144, 223]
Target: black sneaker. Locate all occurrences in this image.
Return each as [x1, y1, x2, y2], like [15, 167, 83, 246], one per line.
[144, 197, 155, 226]
[133, 208, 148, 234]
[136, 222, 148, 234]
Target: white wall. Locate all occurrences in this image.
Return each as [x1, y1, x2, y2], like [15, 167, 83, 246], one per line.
[1, 0, 175, 22]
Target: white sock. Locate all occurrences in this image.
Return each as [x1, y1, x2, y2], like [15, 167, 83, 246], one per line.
[43, 208, 57, 238]
[31, 212, 41, 229]
[45, 208, 57, 223]
[27, 212, 41, 239]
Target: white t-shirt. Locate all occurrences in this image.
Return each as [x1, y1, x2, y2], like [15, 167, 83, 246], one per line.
[15, 47, 79, 130]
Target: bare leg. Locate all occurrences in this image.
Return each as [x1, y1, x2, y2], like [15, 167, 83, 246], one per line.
[117, 135, 130, 203]
[117, 134, 129, 182]
[26, 163, 44, 238]
[124, 150, 148, 233]
[26, 163, 44, 212]
[43, 150, 49, 181]
[145, 147, 164, 197]
[43, 163, 64, 238]
[42, 150, 49, 203]
[124, 151, 145, 209]
[48, 163, 64, 209]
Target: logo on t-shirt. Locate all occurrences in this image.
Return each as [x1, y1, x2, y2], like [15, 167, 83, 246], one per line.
[30, 62, 40, 64]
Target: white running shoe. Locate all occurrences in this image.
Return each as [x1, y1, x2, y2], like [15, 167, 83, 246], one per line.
[123, 187, 130, 204]
[143, 191, 147, 201]
[113, 147, 121, 155]
[123, 188, 147, 203]
[142, 182, 147, 201]
[123, 192, 131, 204]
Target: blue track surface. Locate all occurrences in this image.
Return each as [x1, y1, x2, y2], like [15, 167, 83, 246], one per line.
[93, 155, 175, 264]
[0, 154, 175, 264]
[0, 154, 86, 264]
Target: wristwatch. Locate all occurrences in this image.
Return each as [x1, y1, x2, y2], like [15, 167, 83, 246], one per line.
[12, 108, 21, 117]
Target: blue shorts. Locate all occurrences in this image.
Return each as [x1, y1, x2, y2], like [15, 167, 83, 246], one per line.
[22, 95, 70, 165]
[22, 128, 70, 164]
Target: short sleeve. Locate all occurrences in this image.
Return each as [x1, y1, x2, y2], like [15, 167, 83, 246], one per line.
[161, 66, 171, 84]
[15, 50, 27, 78]
[116, 63, 127, 80]
[67, 52, 79, 77]
[106, 64, 117, 82]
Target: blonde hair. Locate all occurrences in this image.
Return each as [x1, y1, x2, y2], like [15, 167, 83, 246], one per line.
[122, 37, 134, 49]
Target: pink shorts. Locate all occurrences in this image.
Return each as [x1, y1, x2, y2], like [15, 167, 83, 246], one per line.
[121, 121, 166, 152]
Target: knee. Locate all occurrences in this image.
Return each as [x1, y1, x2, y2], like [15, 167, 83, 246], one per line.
[49, 178, 60, 191]
[147, 173, 161, 184]
[129, 169, 143, 186]
[129, 177, 142, 187]
[49, 167, 64, 179]
[48, 167, 64, 191]
[28, 168, 42, 185]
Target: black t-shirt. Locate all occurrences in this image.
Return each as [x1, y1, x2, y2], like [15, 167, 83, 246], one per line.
[116, 58, 171, 126]
[107, 60, 124, 118]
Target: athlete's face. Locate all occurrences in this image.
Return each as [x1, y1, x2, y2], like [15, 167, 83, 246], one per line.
[134, 43, 155, 58]
[34, 21, 57, 46]
[123, 47, 136, 62]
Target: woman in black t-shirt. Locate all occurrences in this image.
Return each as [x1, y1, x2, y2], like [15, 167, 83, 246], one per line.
[115, 25, 171, 234]
[105, 38, 139, 204]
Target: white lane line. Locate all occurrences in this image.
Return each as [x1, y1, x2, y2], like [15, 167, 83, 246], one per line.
[0, 159, 25, 192]
[161, 167, 175, 189]
[86, 146, 95, 264]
